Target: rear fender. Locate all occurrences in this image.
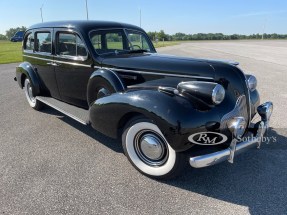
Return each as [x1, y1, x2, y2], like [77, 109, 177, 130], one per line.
[16, 62, 40, 95]
[87, 68, 125, 105]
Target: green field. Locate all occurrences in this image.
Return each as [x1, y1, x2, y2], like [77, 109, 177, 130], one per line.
[0, 40, 180, 64]
[153, 41, 180, 48]
[0, 41, 22, 64]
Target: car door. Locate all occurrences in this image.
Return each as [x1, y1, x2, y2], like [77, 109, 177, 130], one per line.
[54, 29, 94, 109]
[32, 29, 61, 99]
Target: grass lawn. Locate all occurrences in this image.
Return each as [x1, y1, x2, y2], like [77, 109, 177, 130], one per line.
[0, 40, 180, 64]
[0, 41, 22, 64]
[153, 41, 180, 48]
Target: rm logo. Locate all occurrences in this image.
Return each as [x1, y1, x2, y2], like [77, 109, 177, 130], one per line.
[188, 132, 228, 145]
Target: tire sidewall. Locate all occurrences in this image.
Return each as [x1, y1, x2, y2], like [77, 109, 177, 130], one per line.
[24, 78, 42, 110]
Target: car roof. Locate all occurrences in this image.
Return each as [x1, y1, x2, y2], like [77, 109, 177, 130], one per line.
[28, 20, 143, 32]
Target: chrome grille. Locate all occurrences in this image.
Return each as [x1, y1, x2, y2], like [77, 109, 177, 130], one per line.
[220, 95, 249, 132]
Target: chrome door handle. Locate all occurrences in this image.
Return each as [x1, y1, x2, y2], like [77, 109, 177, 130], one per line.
[47, 62, 60, 67]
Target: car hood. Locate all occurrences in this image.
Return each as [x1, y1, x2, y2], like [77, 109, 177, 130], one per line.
[101, 53, 216, 79]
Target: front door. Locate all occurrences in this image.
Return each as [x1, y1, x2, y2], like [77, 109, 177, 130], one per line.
[54, 30, 95, 109]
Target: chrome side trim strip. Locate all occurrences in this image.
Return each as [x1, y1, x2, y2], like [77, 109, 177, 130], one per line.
[23, 55, 214, 79]
[23, 55, 92, 68]
[23, 54, 52, 62]
[53, 60, 92, 68]
[102, 67, 214, 80]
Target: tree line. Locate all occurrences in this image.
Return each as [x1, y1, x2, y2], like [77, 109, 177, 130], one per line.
[147, 30, 287, 41]
[1, 27, 286, 41]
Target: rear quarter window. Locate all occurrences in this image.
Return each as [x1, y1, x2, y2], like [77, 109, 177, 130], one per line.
[24, 33, 34, 51]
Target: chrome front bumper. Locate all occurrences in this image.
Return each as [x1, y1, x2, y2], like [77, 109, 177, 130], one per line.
[189, 102, 273, 168]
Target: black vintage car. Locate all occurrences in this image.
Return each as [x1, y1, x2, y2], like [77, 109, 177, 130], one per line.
[15, 21, 273, 179]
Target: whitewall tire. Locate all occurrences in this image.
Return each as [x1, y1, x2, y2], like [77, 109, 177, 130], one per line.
[122, 118, 186, 179]
[24, 78, 43, 110]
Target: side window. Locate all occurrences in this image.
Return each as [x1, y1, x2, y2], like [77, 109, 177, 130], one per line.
[35, 32, 52, 53]
[24, 33, 34, 51]
[91, 34, 102, 50]
[106, 33, 123, 50]
[58, 33, 87, 58]
[127, 32, 151, 51]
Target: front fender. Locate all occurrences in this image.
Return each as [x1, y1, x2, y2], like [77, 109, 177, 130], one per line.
[89, 89, 223, 152]
[16, 62, 40, 95]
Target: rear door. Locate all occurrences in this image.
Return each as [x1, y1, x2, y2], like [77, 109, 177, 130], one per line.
[54, 29, 94, 109]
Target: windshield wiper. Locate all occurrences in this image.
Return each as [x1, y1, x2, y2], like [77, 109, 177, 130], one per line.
[127, 49, 148, 54]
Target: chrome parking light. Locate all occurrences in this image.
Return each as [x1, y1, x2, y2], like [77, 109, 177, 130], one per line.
[227, 117, 246, 139]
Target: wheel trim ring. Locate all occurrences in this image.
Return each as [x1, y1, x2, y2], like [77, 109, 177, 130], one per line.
[134, 130, 169, 166]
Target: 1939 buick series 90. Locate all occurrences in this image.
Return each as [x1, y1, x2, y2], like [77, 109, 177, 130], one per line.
[15, 21, 273, 179]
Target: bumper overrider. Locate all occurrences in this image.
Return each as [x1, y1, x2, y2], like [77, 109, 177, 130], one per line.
[189, 102, 273, 168]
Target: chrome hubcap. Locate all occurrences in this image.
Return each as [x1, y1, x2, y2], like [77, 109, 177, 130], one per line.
[134, 131, 168, 166]
[97, 88, 110, 99]
[140, 135, 163, 160]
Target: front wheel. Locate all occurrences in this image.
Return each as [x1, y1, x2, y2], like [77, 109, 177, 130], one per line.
[122, 118, 187, 179]
[24, 78, 43, 110]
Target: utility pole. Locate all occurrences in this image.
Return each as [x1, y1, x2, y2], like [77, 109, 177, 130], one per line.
[139, 9, 141, 27]
[40, 4, 44, 23]
[85, 0, 89, 20]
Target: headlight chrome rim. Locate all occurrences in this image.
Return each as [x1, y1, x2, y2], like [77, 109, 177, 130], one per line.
[247, 75, 257, 92]
[212, 84, 225, 105]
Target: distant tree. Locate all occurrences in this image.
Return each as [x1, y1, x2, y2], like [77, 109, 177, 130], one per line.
[0, 34, 7, 40]
[149, 31, 287, 41]
[157, 30, 168, 41]
[147, 31, 157, 41]
[5, 26, 27, 39]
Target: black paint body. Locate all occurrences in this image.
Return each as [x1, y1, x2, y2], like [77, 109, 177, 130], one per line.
[16, 21, 260, 152]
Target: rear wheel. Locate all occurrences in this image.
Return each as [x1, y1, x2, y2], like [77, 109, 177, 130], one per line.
[122, 117, 187, 179]
[24, 78, 43, 110]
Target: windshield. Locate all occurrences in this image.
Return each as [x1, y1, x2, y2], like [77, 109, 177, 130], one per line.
[89, 29, 155, 55]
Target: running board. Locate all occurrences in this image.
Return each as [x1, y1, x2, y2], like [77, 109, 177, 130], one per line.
[36, 96, 89, 125]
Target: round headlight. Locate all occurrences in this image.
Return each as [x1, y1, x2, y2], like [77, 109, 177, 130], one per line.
[212, 84, 225, 105]
[247, 75, 257, 92]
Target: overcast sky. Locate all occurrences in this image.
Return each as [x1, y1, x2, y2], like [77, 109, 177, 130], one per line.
[0, 0, 286, 35]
